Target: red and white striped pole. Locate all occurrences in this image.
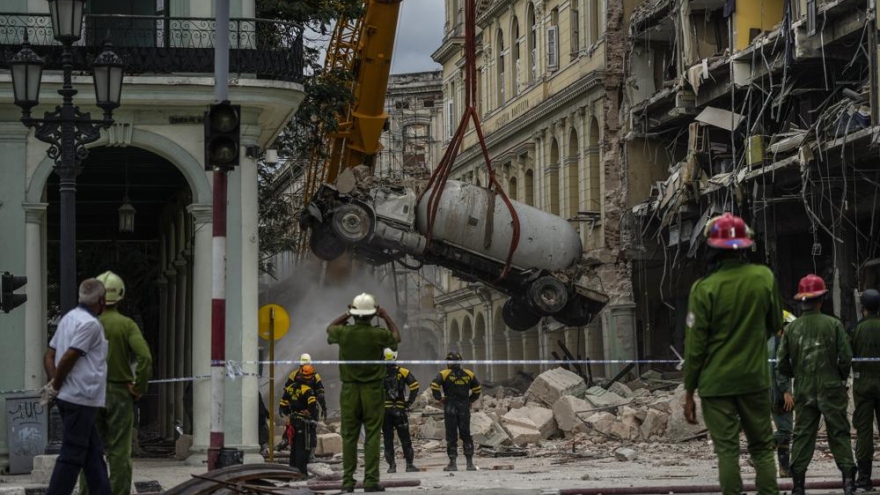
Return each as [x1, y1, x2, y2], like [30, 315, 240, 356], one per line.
[208, 0, 230, 471]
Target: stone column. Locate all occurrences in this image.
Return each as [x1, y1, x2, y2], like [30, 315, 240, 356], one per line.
[187, 203, 212, 463]
[174, 255, 188, 433]
[224, 129, 261, 459]
[164, 266, 178, 440]
[23, 203, 47, 389]
[156, 275, 168, 437]
[605, 303, 636, 379]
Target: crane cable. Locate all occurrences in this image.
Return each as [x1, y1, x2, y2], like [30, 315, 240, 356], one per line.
[420, 0, 521, 281]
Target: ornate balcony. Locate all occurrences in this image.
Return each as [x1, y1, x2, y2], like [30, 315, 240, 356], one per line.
[0, 13, 303, 83]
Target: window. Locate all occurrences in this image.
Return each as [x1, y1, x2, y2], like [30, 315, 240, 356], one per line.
[497, 29, 506, 107]
[447, 98, 455, 138]
[571, 7, 579, 59]
[589, 0, 599, 44]
[547, 25, 559, 71]
[423, 100, 435, 108]
[529, 5, 537, 82]
[512, 19, 521, 95]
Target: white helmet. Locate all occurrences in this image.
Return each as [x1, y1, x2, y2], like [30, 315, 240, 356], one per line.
[299, 353, 312, 365]
[96, 271, 125, 305]
[383, 348, 398, 361]
[349, 292, 378, 316]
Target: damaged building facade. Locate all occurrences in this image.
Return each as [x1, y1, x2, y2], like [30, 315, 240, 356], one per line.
[431, 0, 637, 382]
[625, 0, 880, 357]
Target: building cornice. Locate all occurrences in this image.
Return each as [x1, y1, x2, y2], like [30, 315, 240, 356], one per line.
[477, 0, 514, 27]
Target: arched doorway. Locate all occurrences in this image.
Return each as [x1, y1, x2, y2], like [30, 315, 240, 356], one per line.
[45, 145, 194, 442]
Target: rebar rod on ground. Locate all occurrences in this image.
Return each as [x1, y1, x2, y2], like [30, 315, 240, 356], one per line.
[306, 478, 421, 490]
[558, 477, 880, 494]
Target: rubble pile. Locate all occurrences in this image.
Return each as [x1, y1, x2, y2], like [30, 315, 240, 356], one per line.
[409, 367, 706, 449]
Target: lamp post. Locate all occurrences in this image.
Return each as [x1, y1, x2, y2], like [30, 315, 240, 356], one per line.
[10, 0, 124, 313]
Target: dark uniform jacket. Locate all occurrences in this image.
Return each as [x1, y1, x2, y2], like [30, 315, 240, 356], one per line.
[279, 381, 319, 419]
[384, 365, 419, 410]
[430, 368, 482, 403]
[284, 366, 327, 413]
[684, 259, 783, 397]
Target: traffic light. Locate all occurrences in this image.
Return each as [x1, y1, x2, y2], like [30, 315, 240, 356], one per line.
[204, 101, 241, 171]
[1, 272, 27, 313]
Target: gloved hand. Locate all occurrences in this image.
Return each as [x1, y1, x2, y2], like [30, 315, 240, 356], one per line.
[279, 406, 290, 417]
[39, 381, 58, 406]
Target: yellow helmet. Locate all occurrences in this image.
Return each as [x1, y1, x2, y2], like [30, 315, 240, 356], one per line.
[383, 348, 398, 361]
[96, 271, 125, 305]
[783, 310, 796, 325]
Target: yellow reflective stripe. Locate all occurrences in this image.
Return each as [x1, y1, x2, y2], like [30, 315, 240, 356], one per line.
[430, 383, 441, 389]
[409, 382, 419, 390]
[307, 396, 317, 404]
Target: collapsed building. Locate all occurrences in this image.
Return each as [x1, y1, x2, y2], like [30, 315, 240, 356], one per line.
[624, 0, 880, 358]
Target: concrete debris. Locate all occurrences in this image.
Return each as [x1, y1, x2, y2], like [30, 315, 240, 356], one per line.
[501, 406, 558, 440]
[524, 367, 588, 407]
[394, 368, 709, 459]
[551, 395, 594, 435]
[307, 462, 336, 478]
[614, 447, 639, 462]
[470, 411, 511, 447]
[315, 433, 343, 456]
[503, 422, 542, 446]
[583, 386, 627, 408]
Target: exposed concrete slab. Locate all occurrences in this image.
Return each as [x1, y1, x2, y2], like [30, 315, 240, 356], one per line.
[524, 368, 588, 407]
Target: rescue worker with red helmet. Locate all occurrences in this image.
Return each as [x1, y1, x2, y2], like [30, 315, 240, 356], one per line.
[327, 293, 401, 493]
[382, 348, 420, 473]
[430, 351, 482, 472]
[777, 274, 855, 495]
[80, 271, 152, 495]
[683, 213, 783, 495]
[279, 364, 319, 476]
[277, 353, 326, 457]
[849, 288, 880, 490]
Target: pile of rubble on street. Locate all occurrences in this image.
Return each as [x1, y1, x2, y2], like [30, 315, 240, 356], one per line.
[299, 367, 714, 462]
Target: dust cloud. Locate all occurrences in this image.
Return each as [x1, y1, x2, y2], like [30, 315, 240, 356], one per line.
[258, 257, 444, 417]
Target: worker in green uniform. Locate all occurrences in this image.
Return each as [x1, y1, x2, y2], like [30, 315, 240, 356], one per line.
[327, 293, 401, 493]
[81, 271, 152, 495]
[777, 273, 855, 495]
[850, 288, 880, 490]
[279, 365, 319, 476]
[683, 213, 782, 495]
[769, 310, 796, 477]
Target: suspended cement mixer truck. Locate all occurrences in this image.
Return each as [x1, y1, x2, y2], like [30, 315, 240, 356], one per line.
[299, 168, 609, 332]
[296, 0, 608, 331]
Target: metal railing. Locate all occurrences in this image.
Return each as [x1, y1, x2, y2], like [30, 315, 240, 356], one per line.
[0, 13, 303, 83]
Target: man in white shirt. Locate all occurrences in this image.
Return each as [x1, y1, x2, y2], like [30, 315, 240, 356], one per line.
[43, 279, 110, 495]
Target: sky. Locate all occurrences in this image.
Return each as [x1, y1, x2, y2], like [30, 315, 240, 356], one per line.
[389, 2, 445, 74]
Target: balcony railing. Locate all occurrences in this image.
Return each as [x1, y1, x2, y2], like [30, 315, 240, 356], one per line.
[0, 13, 303, 83]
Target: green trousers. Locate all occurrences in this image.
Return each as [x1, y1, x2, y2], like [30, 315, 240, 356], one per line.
[790, 385, 855, 474]
[80, 383, 134, 495]
[701, 390, 778, 495]
[852, 379, 880, 462]
[340, 381, 384, 489]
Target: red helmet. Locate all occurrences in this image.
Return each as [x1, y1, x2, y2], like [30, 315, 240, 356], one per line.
[706, 213, 754, 250]
[795, 274, 828, 301]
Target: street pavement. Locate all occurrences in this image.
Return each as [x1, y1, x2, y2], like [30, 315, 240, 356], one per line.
[0, 443, 857, 494]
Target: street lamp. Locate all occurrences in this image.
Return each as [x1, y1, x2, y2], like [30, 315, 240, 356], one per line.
[10, 0, 124, 313]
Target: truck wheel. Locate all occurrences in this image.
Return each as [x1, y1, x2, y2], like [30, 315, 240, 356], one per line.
[502, 299, 541, 332]
[527, 276, 569, 315]
[332, 203, 374, 243]
[309, 228, 345, 261]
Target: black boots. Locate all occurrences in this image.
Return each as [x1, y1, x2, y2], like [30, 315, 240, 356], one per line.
[405, 463, 419, 472]
[844, 467, 857, 495]
[857, 460, 873, 491]
[386, 462, 396, 473]
[777, 446, 791, 478]
[465, 456, 476, 471]
[792, 470, 806, 495]
[443, 457, 457, 471]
